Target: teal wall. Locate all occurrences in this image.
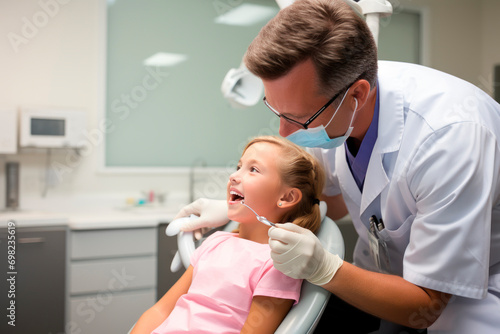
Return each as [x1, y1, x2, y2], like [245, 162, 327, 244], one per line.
[106, 1, 420, 167]
[106, 0, 279, 167]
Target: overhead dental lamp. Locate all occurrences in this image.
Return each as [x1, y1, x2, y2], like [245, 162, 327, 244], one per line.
[220, 0, 294, 109]
[346, 0, 393, 47]
[220, 0, 392, 108]
[220, 63, 264, 108]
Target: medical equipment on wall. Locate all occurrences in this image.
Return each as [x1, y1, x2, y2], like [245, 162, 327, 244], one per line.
[220, 0, 392, 108]
[19, 108, 87, 198]
[19, 108, 86, 148]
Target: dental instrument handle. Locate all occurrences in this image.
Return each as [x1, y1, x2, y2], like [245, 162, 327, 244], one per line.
[240, 201, 276, 227]
[259, 217, 276, 227]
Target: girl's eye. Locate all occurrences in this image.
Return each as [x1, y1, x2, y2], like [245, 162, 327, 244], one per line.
[236, 165, 241, 171]
[250, 167, 259, 173]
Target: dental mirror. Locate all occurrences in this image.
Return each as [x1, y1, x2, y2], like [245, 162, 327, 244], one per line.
[240, 201, 276, 227]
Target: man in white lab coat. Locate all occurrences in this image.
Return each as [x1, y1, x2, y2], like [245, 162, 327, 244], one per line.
[174, 0, 500, 332]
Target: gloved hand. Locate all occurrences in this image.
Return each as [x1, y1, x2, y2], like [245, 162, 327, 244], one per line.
[166, 198, 229, 237]
[268, 223, 343, 286]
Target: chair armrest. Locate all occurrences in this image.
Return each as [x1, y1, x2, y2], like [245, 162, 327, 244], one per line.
[275, 217, 344, 334]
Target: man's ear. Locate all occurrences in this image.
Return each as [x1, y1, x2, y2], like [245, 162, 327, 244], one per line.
[278, 188, 302, 208]
[350, 79, 371, 110]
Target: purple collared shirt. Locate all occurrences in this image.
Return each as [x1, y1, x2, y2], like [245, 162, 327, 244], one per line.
[345, 87, 380, 191]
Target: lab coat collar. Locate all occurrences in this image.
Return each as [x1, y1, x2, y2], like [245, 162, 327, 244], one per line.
[336, 144, 361, 205]
[375, 61, 406, 154]
[359, 63, 405, 216]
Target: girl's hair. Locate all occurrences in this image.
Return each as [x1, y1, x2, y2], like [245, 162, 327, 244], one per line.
[242, 136, 325, 233]
[244, 0, 377, 98]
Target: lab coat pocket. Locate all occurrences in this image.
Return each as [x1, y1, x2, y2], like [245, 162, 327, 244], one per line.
[378, 215, 414, 244]
[377, 215, 415, 274]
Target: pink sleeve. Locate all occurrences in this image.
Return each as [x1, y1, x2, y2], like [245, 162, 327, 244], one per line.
[253, 259, 303, 305]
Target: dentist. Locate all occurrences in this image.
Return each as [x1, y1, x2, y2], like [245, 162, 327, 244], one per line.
[174, 0, 500, 332]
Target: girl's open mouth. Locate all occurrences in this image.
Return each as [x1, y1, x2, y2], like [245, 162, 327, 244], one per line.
[229, 190, 244, 203]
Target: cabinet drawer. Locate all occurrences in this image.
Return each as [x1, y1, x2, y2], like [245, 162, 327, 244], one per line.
[70, 289, 155, 334]
[71, 227, 156, 260]
[0, 227, 66, 333]
[70, 256, 156, 294]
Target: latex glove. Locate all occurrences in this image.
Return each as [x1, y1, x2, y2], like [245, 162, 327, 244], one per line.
[268, 223, 343, 286]
[167, 198, 229, 237]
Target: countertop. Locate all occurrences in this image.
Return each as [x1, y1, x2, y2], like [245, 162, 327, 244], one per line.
[0, 207, 178, 230]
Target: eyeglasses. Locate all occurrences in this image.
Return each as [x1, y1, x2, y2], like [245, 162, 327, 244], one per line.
[263, 82, 355, 129]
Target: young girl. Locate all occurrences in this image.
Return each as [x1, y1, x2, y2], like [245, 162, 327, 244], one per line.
[131, 136, 325, 334]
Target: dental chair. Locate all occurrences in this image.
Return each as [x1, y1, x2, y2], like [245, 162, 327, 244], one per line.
[128, 203, 344, 334]
[167, 202, 345, 334]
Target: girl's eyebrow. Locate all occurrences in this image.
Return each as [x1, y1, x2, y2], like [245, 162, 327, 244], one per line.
[239, 158, 263, 168]
[242, 158, 261, 165]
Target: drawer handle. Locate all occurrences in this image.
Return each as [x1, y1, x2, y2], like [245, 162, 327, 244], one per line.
[18, 237, 46, 244]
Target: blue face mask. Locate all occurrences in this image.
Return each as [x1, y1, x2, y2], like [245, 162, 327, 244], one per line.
[286, 90, 357, 149]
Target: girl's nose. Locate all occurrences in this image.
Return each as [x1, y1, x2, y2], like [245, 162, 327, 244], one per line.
[229, 171, 240, 183]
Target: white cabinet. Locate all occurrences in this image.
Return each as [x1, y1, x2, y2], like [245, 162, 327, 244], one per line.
[68, 227, 157, 334]
[0, 109, 17, 154]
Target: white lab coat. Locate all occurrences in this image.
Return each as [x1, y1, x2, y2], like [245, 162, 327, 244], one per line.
[309, 61, 500, 333]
